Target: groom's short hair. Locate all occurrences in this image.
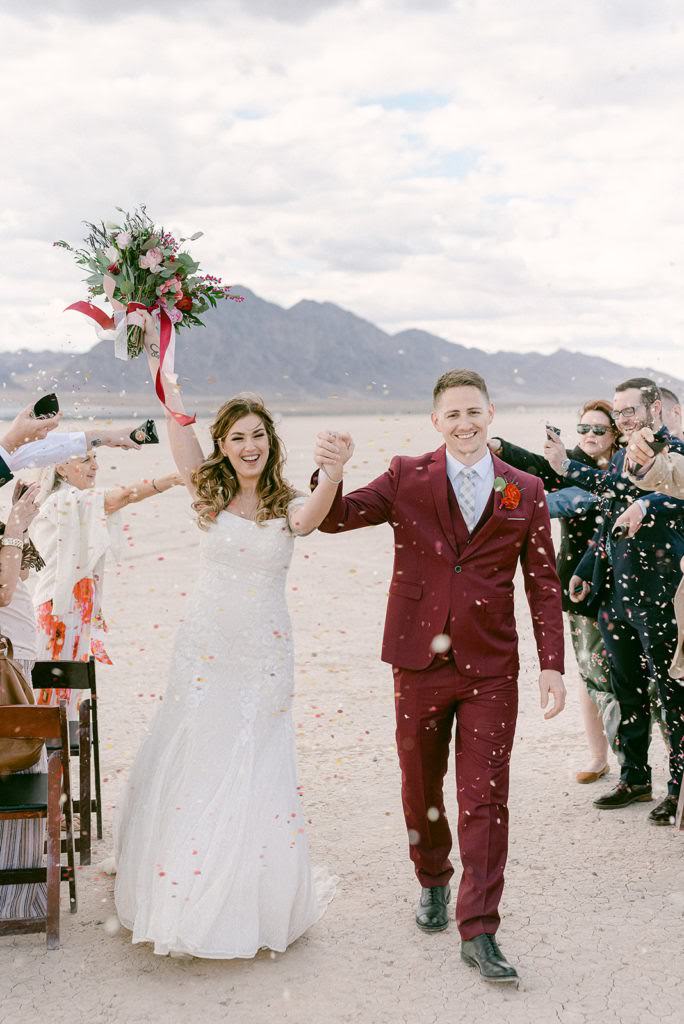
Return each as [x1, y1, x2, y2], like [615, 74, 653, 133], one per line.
[433, 369, 490, 406]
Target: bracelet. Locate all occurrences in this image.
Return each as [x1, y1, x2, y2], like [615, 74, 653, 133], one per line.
[320, 465, 343, 484]
[152, 479, 161, 493]
[0, 537, 24, 549]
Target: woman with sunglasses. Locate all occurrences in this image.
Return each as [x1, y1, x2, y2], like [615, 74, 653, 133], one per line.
[489, 400, 621, 784]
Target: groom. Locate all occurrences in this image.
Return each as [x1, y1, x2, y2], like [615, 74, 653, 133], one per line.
[313, 369, 566, 984]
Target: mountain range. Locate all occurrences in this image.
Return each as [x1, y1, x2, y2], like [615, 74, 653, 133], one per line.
[1, 287, 682, 413]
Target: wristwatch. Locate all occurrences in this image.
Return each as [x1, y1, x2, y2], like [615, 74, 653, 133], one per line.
[90, 437, 103, 448]
[559, 457, 571, 476]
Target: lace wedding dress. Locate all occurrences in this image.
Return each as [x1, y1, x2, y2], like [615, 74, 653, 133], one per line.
[114, 504, 336, 957]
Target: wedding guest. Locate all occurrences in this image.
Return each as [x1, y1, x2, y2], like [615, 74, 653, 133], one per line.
[660, 387, 682, 439]
[489, 400, 621, 783]
[558, 379, 684, 825]
[625, 432, 684, 681]
[0, 481, 47, 922]
[32, 452, 183, 717]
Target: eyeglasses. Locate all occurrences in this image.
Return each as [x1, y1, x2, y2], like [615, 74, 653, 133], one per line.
[577, 424, 611, 436]
[613, 405, 644, 421]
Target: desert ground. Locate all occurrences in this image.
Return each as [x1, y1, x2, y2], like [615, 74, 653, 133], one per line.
[1, 407, 682, 1024]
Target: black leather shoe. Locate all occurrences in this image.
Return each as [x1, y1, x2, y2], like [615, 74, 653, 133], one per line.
[415, 885, 451, 932]
[461, 933, 519, 984]
[593, 782, 652, 809]
[648, 794, 678, 825]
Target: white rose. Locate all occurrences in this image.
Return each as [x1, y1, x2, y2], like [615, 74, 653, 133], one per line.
[116, 231, 132, 249]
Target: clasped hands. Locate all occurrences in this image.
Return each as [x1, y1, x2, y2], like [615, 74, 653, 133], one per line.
[314, 431, 355, 483]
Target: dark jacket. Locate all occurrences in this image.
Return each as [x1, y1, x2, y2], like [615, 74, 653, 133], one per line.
[570, 428, 684, 625]
[495, 439, 604, 616]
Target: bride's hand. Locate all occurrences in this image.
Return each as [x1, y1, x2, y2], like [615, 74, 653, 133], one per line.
[130, 310, 161, 362]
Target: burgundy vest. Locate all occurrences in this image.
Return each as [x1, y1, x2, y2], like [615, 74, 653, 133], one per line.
[447, 478, 495, 554]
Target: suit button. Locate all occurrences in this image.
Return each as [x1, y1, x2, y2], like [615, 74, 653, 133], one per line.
[454, 565, 462, 574]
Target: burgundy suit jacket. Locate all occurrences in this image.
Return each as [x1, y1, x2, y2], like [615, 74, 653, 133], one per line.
[316, 445, 565, 676]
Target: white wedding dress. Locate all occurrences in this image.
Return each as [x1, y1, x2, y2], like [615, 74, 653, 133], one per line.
[114, 504, 336, 957]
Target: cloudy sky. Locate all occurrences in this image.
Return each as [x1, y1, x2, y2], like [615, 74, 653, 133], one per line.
[2, 0, 683, 373]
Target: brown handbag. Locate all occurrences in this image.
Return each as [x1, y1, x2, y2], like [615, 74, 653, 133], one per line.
[0, 635, 43, 775]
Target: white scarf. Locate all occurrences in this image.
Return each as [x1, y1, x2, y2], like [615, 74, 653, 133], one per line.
[31, 484, 123, 617]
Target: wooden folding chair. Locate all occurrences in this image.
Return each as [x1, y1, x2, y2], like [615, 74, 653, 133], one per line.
[32, 659, 102, 866]
[0, 703, 77, 949]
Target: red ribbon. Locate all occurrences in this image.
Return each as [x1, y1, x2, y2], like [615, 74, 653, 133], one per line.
[66, 300, 195, 426]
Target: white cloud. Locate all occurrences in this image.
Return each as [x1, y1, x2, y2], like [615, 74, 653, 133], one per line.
[1, 0, 683, 376]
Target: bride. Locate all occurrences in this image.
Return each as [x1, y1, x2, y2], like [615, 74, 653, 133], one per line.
[113, 323, 353, 958]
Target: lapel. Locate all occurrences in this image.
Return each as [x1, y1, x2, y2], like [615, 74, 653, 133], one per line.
[457, 452, 512, 562]
[427, 445, 458, 555]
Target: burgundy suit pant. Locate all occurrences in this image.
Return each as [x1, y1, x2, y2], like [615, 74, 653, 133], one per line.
[394, 654, 518, 940]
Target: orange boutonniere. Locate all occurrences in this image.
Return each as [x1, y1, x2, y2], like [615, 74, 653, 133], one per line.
[493, 476, 522, 511]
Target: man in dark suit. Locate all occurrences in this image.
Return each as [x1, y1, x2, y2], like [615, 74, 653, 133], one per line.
[313, 369, 566, 985]
[551, 378, 684, 825]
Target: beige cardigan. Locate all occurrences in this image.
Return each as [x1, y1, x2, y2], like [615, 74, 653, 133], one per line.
[629, 452, 684, 678]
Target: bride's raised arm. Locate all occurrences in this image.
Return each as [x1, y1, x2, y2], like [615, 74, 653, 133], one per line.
[140, 312, 205, 497]
[289, 430, 355, 535]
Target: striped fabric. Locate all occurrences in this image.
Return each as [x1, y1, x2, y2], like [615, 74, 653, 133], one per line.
[0, 659, 47, 920]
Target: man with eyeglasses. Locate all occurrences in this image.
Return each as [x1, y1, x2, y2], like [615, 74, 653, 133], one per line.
[546, 378, 684, 825]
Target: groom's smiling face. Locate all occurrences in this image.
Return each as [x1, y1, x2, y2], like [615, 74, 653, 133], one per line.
[431, 385, 495, 463]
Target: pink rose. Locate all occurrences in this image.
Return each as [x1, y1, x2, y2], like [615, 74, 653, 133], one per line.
[159, 275, 182, 295]
[116, 231, 132, 249]
[166, 305, 183, 325]
[139, 247, 164, 271]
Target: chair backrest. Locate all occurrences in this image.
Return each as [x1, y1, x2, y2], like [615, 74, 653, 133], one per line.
[0, 704, 63, 740]
[32, 659, 96, 693]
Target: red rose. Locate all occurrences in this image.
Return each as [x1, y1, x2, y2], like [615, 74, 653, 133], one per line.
[500, 482, 521, 510]
[107, 262, 120, 275]
[175, 294, 193, 312]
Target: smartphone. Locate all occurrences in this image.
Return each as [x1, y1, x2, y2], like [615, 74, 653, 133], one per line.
[632, 438, 668, 467]
[546, 424, 561, 439]
[129, 419, 160, 445]
[32, 393, 59, 419]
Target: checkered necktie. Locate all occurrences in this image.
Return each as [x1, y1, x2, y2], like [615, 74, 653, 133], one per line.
[458, 468, 478, 533]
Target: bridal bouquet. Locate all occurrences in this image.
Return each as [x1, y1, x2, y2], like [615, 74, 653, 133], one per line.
[55, 206, 243, 360]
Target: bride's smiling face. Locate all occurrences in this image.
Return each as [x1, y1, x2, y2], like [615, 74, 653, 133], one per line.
[218, 413, 270, 481]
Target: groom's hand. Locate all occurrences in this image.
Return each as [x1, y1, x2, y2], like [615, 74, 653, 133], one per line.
[539, 670, 566, 720]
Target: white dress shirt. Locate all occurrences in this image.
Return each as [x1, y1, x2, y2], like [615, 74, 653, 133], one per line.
[0, 432, 87, 474]
[445, 448, 495, 527]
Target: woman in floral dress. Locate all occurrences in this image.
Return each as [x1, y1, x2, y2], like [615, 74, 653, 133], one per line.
[32, 449, 182, 715]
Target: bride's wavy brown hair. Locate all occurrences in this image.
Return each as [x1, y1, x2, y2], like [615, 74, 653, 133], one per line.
[192, 394, 297, 530]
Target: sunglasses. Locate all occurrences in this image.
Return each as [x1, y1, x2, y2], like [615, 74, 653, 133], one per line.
[576, 424, 612, 436]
